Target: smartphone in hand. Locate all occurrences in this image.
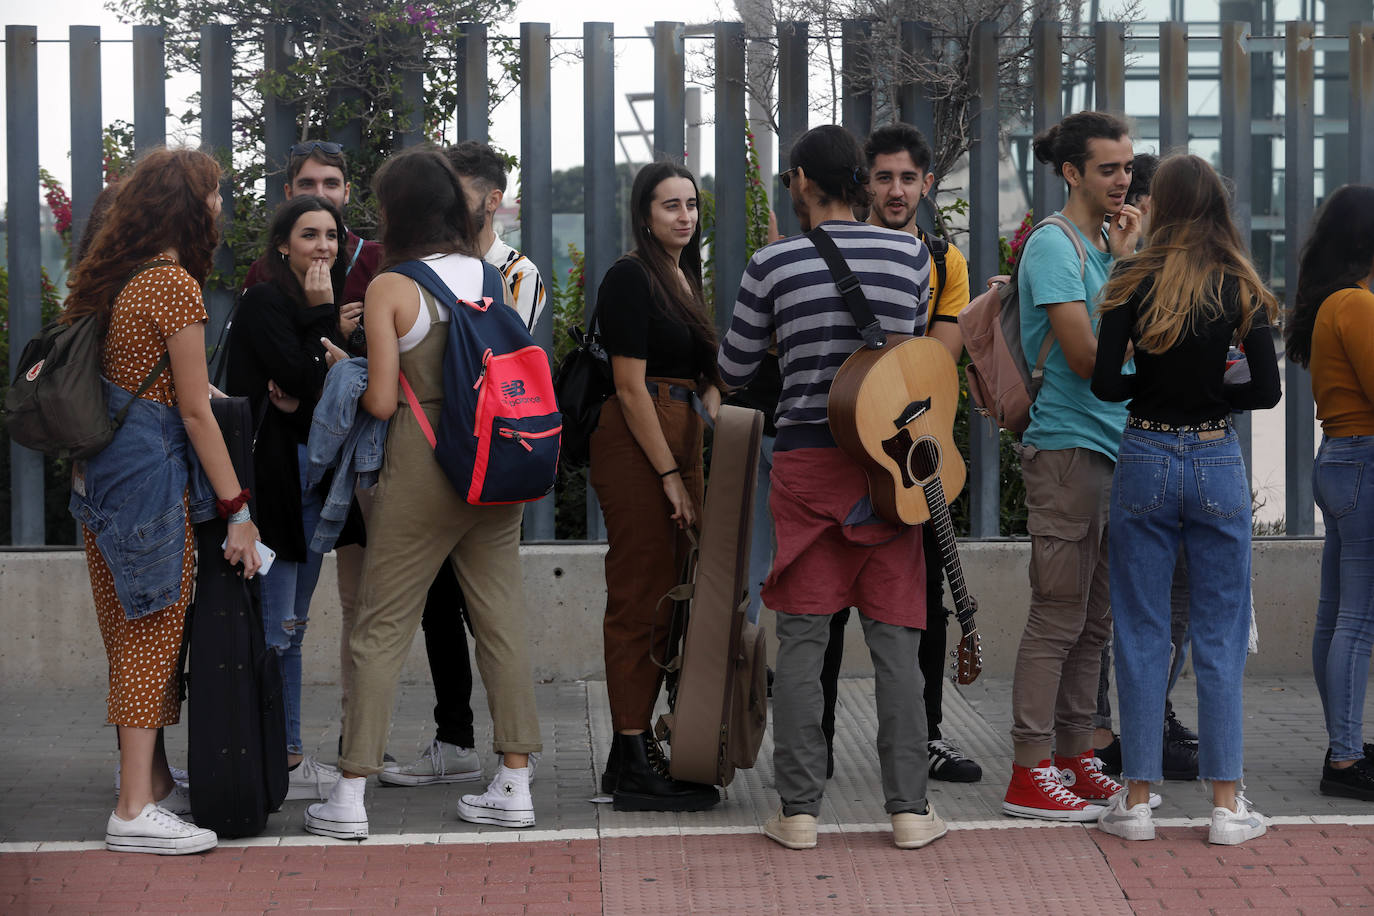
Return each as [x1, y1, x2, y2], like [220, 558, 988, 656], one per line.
[221, 537, 277, 576]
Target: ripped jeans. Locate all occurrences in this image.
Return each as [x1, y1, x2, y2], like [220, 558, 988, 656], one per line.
[259, 444, 325, 755]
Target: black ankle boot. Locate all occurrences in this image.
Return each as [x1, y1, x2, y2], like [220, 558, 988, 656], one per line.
[600, 734, 623, 795]
[611, 733, 719, 812]
[1322, 754, 1374, 801]
[1162, 736, 1199, 780]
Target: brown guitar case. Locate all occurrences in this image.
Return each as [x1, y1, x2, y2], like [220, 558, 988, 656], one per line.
[655, 404, 769, 788]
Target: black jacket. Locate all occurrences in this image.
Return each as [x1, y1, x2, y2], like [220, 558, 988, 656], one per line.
[225, 282, 342, 563]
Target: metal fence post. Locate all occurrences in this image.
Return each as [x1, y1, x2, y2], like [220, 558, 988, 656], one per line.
[1221, 20, 1255, 472]
[456, 23, 489, 143]
[1284, 20, 1316, 536]
[898, 21, 933, 136]
[775, 22, 807, 238]
[584, 22, 615, 540]
[394, 48, 426, 149]
[714, 21, 747, 341]
[201, 24, 235, 340]
[1352, 23, 1374, 185]
[1032, 19, 1065, 221]
[654, 22, 686, 162]
[1159, 20, 1189, 154]
[521, 22, 555, 541]
[132, 25, 165, 156]
[968, 20, 1001, 537]
[7, 26, 43, 545]
[1094, 21, 1125, 114]
[841, 20, 873, 140]
[69, 26, 102, 249]
[263, 24, 297, 211]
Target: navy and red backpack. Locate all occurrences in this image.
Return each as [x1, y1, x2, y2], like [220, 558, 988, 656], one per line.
[390, 259, 561, 505]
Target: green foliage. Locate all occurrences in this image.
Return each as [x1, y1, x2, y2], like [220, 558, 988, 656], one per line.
[550, 244, 590, 540]
[110, 0, 519, 288]
[0, 266, 80, 544]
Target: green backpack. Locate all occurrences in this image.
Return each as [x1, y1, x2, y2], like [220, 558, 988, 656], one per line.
[4, 260, 173, 460]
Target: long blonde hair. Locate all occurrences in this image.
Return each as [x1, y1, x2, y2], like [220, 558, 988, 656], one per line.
[1098, 154, 1277, 353]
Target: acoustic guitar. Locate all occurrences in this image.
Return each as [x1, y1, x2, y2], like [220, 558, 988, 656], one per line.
[829, 334, 982, 684]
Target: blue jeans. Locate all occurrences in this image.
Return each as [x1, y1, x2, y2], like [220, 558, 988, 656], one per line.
[1110, 426, 1252, 783]
[1312, 434, 1374, 764]
[745, 434, 776, 626]
[260, 444, 325, 755]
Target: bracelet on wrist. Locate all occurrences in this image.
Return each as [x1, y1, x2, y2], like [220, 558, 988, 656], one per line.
[658, 466, 681, 479]
[216, 488, 251, 519]
[227, 506, 251, 525]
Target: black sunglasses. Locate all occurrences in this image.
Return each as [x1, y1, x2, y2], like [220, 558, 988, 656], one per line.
[780, 167, 798, 189]
[289, 140, 343, 157]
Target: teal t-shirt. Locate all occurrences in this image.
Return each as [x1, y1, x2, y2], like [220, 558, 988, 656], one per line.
[1018, 214, 1130, 460]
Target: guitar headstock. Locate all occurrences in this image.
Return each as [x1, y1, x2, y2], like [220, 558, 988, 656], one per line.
[952, 631, 983, 685]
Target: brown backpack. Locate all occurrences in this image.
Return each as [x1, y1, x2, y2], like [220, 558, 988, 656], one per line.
[957, 215, 1086, 434]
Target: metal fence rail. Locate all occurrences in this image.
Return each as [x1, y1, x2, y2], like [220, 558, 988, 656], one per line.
[6, 17, 1371, 543]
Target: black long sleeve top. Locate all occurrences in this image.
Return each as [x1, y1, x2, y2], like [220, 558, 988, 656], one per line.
[225, 281, 342, 562]
[1091, 274, 1282, 424]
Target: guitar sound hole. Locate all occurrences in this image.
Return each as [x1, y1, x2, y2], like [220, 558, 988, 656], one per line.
[906, 436, 941, 486]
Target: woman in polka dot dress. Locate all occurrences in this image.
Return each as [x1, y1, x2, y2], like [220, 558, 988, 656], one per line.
[64, 147, 262, 855]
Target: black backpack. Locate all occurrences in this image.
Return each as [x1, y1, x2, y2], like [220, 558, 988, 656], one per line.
[4, 260, 173, 459]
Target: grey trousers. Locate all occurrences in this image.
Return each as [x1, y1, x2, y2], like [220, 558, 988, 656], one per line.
[773, 610, 928, 817]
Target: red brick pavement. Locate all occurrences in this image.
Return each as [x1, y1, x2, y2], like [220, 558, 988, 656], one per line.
[3, 824, 1373, 914]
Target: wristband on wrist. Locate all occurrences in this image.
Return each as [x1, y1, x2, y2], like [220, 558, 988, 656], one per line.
[227, 506, 251, 525]
[216, 488, 251, 519]
[658, 466, 681, 479]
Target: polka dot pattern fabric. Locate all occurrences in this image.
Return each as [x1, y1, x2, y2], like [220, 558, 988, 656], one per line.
[85, 261, 206, 729]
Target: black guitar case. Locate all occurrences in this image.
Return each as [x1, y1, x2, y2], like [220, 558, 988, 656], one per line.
[656, 404, 769, 787]
[183, 395, 288, 837]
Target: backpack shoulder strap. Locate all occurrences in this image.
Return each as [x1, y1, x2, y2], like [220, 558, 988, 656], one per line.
[388, 259, 495, 315]
[807, 227, 886, 349]
[1037, 213, 1089, 281]
[919, 229, 949, 300]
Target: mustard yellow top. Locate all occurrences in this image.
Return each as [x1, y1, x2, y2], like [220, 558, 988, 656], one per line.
[1312, 282, 1374, 437]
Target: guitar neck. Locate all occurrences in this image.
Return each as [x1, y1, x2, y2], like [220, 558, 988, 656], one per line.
[920, 477, 976, 636]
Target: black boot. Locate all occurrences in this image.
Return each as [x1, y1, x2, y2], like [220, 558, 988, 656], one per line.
[1164, 709, 1199, 745]
[600, 734, 623, 795]
[1322, 751, 1374, 801]
[1162, 735, 1200, 780]
[611, 733, 719, 812]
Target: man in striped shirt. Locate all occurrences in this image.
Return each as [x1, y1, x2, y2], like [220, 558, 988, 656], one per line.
[719, 124, 946, 853]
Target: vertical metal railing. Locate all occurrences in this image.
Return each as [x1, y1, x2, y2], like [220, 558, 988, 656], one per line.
[201, 24, 235, 337]
[262, 23, 296, 211]
[840, 20, 873, 141]
[775, 21, 807, 239]
[654, 22, 686, 163]
[1094, 21, 1126, 113]
[1284, 20, 1316, 536]
[455, 23, 489, 144]
[132, 25, 165, 155]
[713, 21, 747, 341]
[1158, 21, 1188, 153]
[1032, 20, 1066, 225]
[68, 26, 102, 250]
[7, 25, 42, 545]
[967, 21, 1001, 537]
[1352, 23, 1374, 185]
[582, 21, 615, 541]
[1221, 19, 1255, 472]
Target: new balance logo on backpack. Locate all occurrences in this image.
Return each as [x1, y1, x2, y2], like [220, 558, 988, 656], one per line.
[390, 260, 562, 505]
[956, 214, 1088, 434]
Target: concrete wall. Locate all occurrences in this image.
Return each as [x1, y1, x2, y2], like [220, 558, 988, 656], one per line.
[0, 538, 1323, 689]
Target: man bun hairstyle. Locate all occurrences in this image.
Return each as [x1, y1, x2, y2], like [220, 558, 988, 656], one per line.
[864, 122, 933, 173]
[790, 124, 872, 210]
[1127, 152, 1159, 206]
[444, 140, 509, 193]
[1032, 111, 1131, 178]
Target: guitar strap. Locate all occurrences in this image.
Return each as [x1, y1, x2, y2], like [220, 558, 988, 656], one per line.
[807, 227, 887, 350]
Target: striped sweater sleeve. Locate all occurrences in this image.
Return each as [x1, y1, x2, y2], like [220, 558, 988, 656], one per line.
[718, 249, 778, 390]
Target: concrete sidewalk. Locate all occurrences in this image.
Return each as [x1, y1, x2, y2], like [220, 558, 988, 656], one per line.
[2, 675, 1372, 913]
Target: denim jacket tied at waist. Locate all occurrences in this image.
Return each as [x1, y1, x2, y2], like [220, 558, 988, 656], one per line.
[69, 378, 216, 620]
[306, 357, 388, 554]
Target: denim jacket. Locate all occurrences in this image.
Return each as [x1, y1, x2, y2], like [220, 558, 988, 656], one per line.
[69, 379, 217, 620]
[306, 358, 388, 553]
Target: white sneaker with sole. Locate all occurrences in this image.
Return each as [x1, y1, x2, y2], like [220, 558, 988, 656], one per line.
[458, 765, 535, 827]
[379, 739, 482, 787]
[1209, 794, 1266, 845]
[287, 754, 341, 801]
[1096, 790, 1156, 841]
[304, 775, 368, 840]
[105, 804, 216, 855]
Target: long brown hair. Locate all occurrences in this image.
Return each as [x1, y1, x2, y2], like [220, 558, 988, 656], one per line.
[63, 147, 222, 324]
[1098, 154, 1277, 353]
[372, 146, 476, 268]
[1285, 184, 1374, 367]
[626, 161, 721, 387]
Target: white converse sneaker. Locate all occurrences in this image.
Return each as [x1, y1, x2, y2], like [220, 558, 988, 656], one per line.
[105, 803, 216, 855]
[1209, 793, 1267, 845]
[1096, 790, 1156, 841]
[379, 739, 482, 787]
[287, 754, 341, 801]
[457, 765, 535, 828]
[304, 775, 368, 840]
[156, 782, 193, 816]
